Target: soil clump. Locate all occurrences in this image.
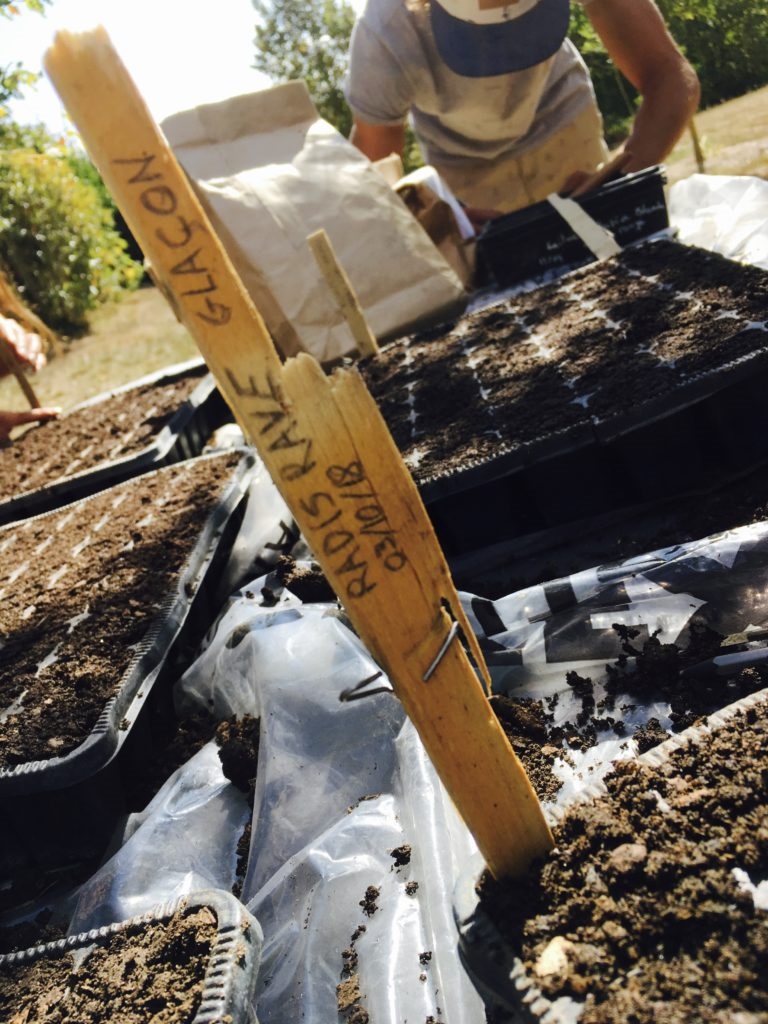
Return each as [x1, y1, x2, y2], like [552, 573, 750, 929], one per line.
[491, 625, 768, 803]
[478, 696, 768, 1022]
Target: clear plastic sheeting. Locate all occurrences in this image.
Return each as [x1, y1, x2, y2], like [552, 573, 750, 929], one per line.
[69, 742, 251, 934]
[460, 519, 768, 801]
[66, 570, 485, 1024]
[669, 173, 768, 270]
[239, 607, 483, 1024]
[215, 455, 298, 598]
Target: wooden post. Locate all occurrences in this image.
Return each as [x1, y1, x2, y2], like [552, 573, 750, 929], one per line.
[689, 117, 706, 174]
[44, 27, 553, 878]
[0, 337, 41, 409]
[307, 229, 380, 358]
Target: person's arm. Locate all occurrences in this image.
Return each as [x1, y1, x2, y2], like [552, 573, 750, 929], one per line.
[0, 315, 47, 375]
[0, 407, 60, 443]
[585, 0, 700, 171]
[349, 117, 406, 163]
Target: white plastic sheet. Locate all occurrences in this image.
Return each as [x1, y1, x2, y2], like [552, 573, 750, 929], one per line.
[668, 173, 768, 269]
[460, 519, 768, 803]
[70, 573, 484, 1024]
[69, 742, 251, 933]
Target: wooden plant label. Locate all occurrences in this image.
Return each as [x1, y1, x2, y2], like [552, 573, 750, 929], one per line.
[307, 229, 380, 358]
[0, 338, 41, 409]
[44, 27, 553, 878]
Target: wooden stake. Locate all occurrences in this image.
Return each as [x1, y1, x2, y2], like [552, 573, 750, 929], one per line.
[307, 229, 380, 358]
[0, 337, 41, 409]
[689, 117, 706, 174]
[44, 27, 553, 878]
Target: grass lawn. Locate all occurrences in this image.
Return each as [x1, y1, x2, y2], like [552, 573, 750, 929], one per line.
[0, 285, 198, 415]
[665, 84, 768, 183]
[1, 85, 766, 419]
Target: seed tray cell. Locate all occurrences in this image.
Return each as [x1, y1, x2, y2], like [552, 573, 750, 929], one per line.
[0, 358, 231, 526]
[0, 450, 258, 874]
[360, 239, 768, 559]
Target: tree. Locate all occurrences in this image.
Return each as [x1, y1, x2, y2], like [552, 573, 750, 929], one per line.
[655, 0, 768, 109]
[0, 141, 144, 335]
[0, 2, 144, 335]
[0, 1, 51, 114]
[569, 0, 768, 145]
[252, 0, 423, 169]
[253, 0, 356, 138]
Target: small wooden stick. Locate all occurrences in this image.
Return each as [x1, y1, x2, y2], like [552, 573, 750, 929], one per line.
[44, 26, 553, 878]
[0, 337, 41, 409]
[307, 229, 380, 358]
[689, 116, 706, 174]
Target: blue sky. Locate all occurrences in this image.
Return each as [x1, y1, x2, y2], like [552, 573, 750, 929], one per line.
[2, 0, 271, 135]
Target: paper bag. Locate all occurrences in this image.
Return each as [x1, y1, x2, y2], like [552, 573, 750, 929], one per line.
[161, 82, 467, 363]
[395, 166, 477, 290]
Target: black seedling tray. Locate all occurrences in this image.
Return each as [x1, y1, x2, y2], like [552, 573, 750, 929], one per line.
[393, 240, 768, 563]
[0, 451, 258, 877]
[423, 348, 768, 562]
[0, 889, 262, 1024]
[475, 166, 669, 288]
[0, 359, 231, 526]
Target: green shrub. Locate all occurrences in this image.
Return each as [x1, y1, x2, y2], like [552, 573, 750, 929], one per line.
[569, 0, 768, 145]
[0, 144, 143, 335]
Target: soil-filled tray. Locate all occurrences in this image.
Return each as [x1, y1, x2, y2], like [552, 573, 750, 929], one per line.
[0, 359, 231, 526]
[360, 239, 768, 558]
[0, 449, 256, 872]
[0, 889, 261, 1024]
[456, 689, 768, 1023]
[475, 166, 669, 288]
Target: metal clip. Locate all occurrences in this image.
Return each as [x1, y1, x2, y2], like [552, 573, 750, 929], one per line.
[339, 670, 394, 702]
[422, 620, 461, 682]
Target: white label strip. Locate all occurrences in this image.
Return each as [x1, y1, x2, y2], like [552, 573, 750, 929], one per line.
[547, 192, 621, 259]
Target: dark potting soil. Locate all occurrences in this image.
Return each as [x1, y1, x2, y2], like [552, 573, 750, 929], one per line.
[478, 696, 768, 1023]
[490, 625, 768, 803]
[338, 922, 369, 1024]
[271, 554, 338, 604]
[0, 904, 216, 1023]
[0, 365, 208, 501]
[215, 714, 260, 800]
[360, 239, 768, 487]
[0, 451, 243, 768]
[214, 714, 260, 899]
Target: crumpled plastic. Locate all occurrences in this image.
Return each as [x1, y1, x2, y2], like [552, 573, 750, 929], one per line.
[66, 512, 768, 1019]
[668, 173, 768, 269]
[70, 572, 484, 1024]
[69, 742, 251, 934]
[461, 518, 768, 801]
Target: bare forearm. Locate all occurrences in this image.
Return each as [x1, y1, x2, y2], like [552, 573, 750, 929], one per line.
[587, 0, 700, 169]
[622, 63, 700, 169]
[350, 118, 406, 162]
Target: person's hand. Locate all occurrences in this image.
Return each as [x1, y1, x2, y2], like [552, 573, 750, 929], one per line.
[561, 150, 634, 199]
[462, 204, 504, 231]
[0, 315, 47, 375]
[0, 407, 60, 443]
